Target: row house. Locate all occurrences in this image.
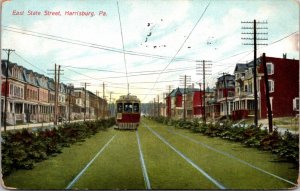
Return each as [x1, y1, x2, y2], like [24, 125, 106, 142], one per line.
[186, 85, 202, 119]
[1, 61, 26, 124]
[1, 60, 108, 125]
[74, 87, 89, 120]
[232, 62, 257, 120]
[232, 55, 299, 120]
[166, 86, 215, 120]
[205, 87, 220, 120]
[216, 74, 235, 117]
[36, 73, 51, 122]
[257, 55, 299, 118]
[73, 88, 107, 120]
[166, 88, 183, 119]
[1, 61, 56, 124]
[58, 83, 67, 119]
[164, 55, 298, 122]
[65, 84, 76, 121]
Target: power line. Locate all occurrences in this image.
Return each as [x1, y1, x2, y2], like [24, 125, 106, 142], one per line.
[3, 26, 198, 63]
[142, 0, 212, 102]
[116, 1, 129, 94]
[13, 51, 47, 74]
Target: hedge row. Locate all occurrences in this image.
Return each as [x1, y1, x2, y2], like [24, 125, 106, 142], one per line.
[149, 116, 299, 166]
[1, 118, 115, 177]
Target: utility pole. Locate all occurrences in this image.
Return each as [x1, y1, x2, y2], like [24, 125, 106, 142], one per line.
[67, 83, 74, 123]
[102, 82, 105, 119]
[184, 75, 186, 121]
[84, 83, 87, 121]
[80, 82, 90, 121]
[54, 64, 57, 125]
[109, 92, 113, 117]
[157, 95, 160, 117]
[56, 65, 61, 124]
[2, 49, 15, 132]
[47, 64, 62, 125]
[199, 82, 202, 119]
[262, 53, 273, 133]
[196, 60, 212, 124]
[96, 91, 99, 119]
[166, 85, 173, 118]
[222, 72, 229, 119]
[153, 98, 156, 117]
[180, 75, 191, 121]
[242, 20, 268, 127]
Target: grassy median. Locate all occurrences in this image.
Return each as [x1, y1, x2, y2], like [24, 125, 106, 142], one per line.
[143, 118, 298, 189]
[3, 128, 116, 189]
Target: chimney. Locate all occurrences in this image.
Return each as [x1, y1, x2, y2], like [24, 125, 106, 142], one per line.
[283, 53, 287, 59]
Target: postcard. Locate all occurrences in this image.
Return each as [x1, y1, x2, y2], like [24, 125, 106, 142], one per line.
[0, 0, 299, 190]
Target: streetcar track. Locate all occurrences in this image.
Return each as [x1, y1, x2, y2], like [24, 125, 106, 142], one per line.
[65, 135, 116, 189]
[165, 127, 298, 187]
[142, 122, 226, 190]
[136, 130, 151, 189]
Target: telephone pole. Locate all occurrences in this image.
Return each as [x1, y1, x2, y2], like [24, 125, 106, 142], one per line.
[56, 65, 61, 124]
[222, 72, 229, 119]
[153, 98, 156, 117]
[47, 64, 62, 125]
[67, 83, 74, 123]
[242, 20, 268, 127]
[262, 53, 273, 133]
[80, 82, 90, 121]
[196, 60, 212, 124]
[2, 49, 15, 131]
[180, 75, 191, 121]
[102, 82, 106, 118]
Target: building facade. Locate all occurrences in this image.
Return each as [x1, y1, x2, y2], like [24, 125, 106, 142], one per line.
[1, 60, 108, 126]
[258, 56, 299, 118]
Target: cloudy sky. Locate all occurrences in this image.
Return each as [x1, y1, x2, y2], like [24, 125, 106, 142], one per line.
[1, 0, 299, 103]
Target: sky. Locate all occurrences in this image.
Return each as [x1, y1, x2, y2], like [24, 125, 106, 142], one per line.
[1, 0, 299, 103]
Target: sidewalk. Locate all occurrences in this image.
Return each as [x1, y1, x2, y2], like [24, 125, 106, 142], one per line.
[1, 119, 91, 132]
[258, 119, 299, 135]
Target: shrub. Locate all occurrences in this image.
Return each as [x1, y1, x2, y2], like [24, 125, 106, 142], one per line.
[2, 118, 115, 177]
[151, 117, 299, 166]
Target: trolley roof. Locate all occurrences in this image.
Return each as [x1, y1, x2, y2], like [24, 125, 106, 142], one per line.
[116, 94, 140, 102]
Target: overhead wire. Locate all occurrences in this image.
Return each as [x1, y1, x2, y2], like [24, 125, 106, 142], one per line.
[3, 26, 197, 63]
[116, 1, 129, 94]
[3, 19, 298, 102]
[142, 0, 212, 102]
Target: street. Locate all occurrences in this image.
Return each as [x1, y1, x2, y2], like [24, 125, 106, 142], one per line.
[3, 118, 298, 190]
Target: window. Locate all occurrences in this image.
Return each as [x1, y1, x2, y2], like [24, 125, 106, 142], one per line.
[293, 98, 299, 111]
[117, 103, 123, 112]
[133, 103, 139, 112]
[124, 103, 133, 112]
[9, 84, 13, 95]
[268, 80, 274, 92]
[266, 62, 274, 75]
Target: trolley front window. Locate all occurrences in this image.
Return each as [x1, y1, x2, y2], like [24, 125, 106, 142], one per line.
[124, 103, 133, 112]
[133, 103, 139, 112]
[117, 103, 123, 112]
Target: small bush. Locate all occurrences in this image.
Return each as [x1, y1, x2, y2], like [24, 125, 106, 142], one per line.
[151, 117, 299, 166]
[2, 118, 115, 177]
